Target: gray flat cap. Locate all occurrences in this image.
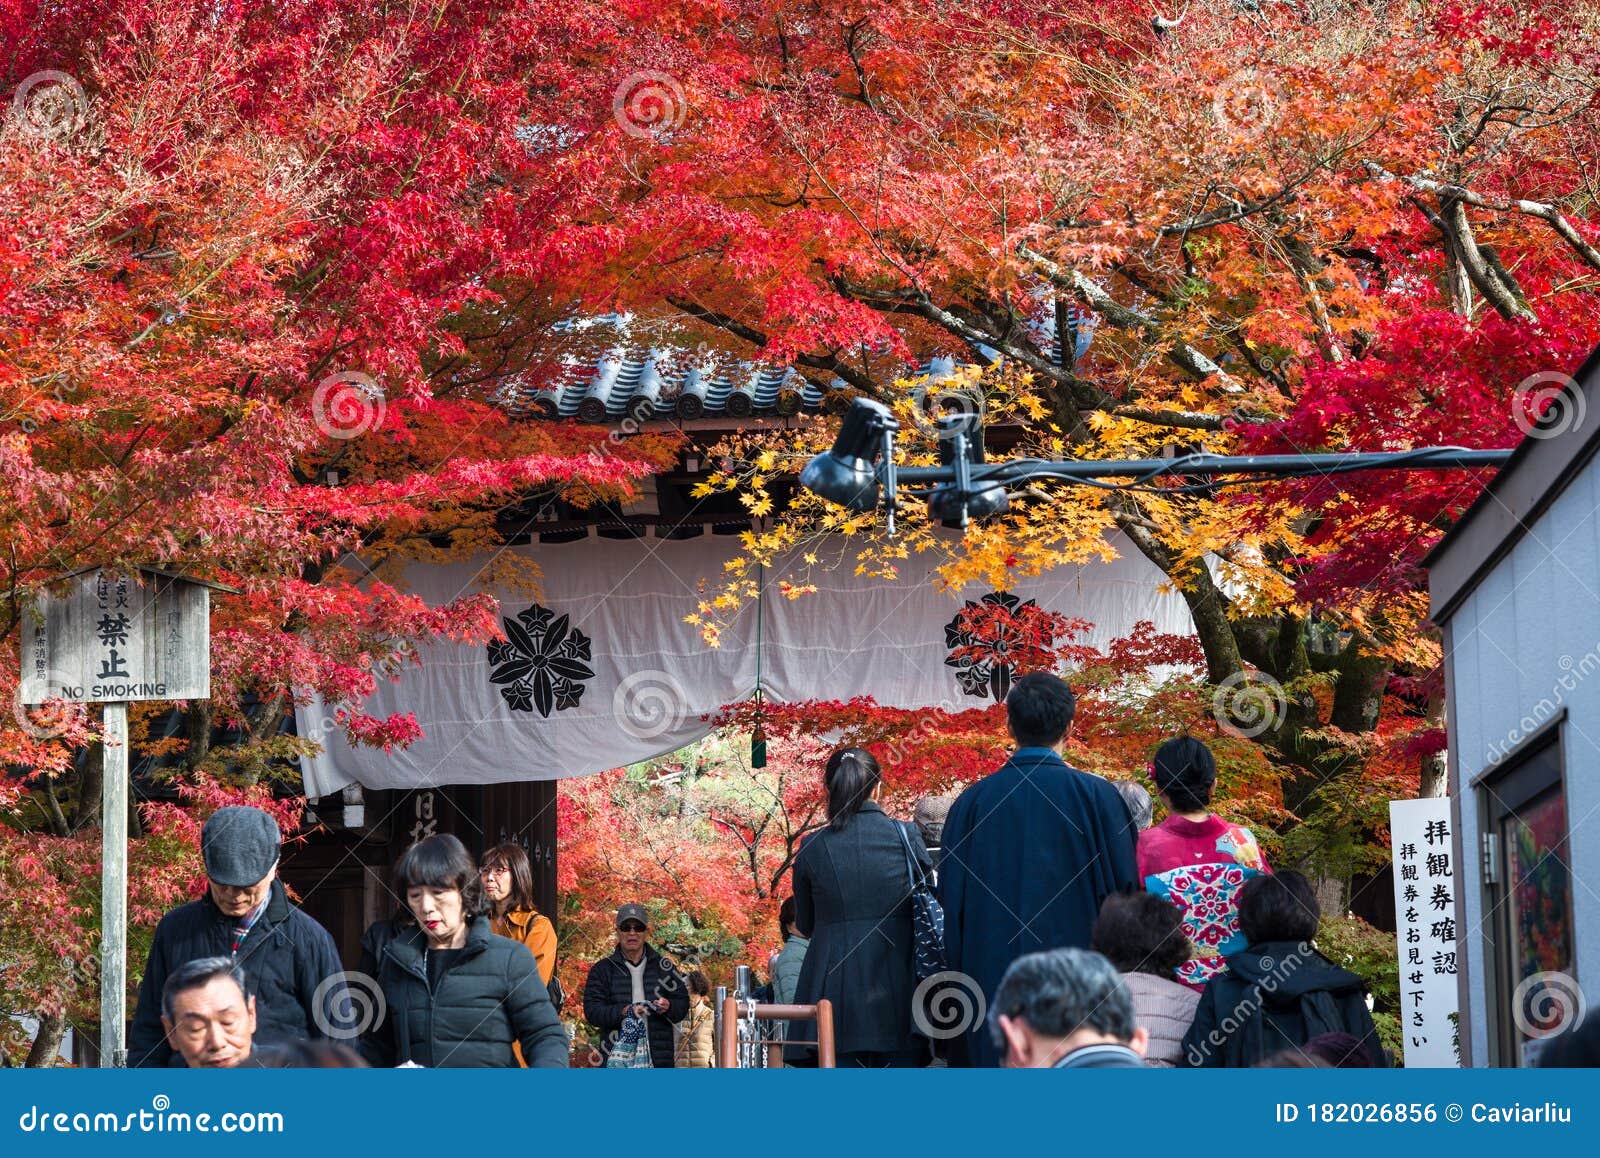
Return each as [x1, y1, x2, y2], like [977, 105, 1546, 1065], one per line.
[201, 806, 281, 887]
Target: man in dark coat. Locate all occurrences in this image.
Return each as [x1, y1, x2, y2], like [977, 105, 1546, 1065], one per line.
[583, 903, 688, 1067]
[938, 672, 1138, 1068]
[128, 806, 345, 1068]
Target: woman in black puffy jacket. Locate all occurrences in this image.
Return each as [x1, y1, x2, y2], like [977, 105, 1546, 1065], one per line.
[358, 834, 568, 1067]
[1183, 871, 1387, 1068]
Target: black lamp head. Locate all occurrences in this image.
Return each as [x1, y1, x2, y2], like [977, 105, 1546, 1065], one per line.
[799, 397, 898, 512]
[928, 412, 1007, 528]
[928, 482, 1009, 527]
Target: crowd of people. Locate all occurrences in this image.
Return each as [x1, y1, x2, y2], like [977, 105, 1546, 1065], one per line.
[121, 670, 1598, 1069]
[772, 672, 1388, 1068]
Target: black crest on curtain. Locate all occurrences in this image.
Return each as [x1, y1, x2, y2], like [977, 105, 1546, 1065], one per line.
[943, 590, 1038, 702]
[488, 604, 594, 716]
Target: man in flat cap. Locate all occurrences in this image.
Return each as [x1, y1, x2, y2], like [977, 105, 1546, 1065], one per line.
[129, 805, 345, 1067]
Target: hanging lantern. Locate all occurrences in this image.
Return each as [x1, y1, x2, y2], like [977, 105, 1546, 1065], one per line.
[750, 718, 767, 769]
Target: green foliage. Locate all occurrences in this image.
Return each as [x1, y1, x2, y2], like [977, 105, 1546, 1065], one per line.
[1318, 912, 1404, 1066]
[1280, 780, 1396, 881]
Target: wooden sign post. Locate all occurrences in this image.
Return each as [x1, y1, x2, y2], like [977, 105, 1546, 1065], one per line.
[21, 566, 228, 1068]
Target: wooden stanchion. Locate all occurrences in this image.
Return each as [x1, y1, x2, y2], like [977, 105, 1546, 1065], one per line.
[716, 998, 836, 1068]
[719, 996, 740, 1068]
[814, 998, 835, 1068]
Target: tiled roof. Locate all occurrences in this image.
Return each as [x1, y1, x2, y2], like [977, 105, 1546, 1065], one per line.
[504, 306, 1095, 423]
[523, 350, 822, 422]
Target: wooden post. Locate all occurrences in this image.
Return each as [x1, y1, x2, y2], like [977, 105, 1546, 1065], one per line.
[100, 701, 128, 1068]
[815, 998, 835, 1068]
[719, 996, 740, 1069]
[715, 1000, 836, 1068]
[21, 566, 229, 1069]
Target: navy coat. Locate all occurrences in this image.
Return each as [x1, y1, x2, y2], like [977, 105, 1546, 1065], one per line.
[937, 747, 1138, 1067]
[128, 879, 343, 1068]
[785, 801, 932, 1063]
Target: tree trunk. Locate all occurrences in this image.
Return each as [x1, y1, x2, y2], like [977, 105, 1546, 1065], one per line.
[39, 774, 70, 837]
[1312, 875, 1347, 923]
[1443, 200, 1536, 322]
[1108, 498, 1243, 683]
[1329, 650, 1391, 735]
[128, 781, 143, 839]
[73, 734, 103, 831]
[185, 700, 213, 773]
[1420, 686, 1449, 798]
[241, 691, 289, 786]
[1443, 247, 1473, 318]
[25, 1011, 70, 1067]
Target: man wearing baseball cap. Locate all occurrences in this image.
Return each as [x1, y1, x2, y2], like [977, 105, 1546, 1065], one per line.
[128, 805, 344, 1067]
[582, 903, 688, 1067]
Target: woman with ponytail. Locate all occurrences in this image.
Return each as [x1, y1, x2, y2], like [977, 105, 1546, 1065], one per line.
[783, 747, 931, 1067]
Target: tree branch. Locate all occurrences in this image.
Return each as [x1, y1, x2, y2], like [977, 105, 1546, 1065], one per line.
[1018, 244, 1242, 390]
[665, 295, 887, 398]
[1364, 161, 1600, 274]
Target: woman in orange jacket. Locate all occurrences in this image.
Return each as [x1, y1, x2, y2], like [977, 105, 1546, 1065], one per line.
[481, 842, 561, 1067]
[480, 842, 557, 984]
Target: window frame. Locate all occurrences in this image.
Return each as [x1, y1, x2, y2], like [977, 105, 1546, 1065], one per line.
[1474, 722, 1574, 1067]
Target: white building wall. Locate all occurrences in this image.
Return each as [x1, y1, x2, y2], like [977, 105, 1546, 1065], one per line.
[1446, 461, 1600, 1064]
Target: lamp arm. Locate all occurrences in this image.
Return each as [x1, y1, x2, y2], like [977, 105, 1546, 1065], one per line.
[886, 447, 1513, 488]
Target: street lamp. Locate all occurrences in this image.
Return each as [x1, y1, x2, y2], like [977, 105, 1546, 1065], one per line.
[928, 414, 1008, 528]
[800, 398, 1515, 528]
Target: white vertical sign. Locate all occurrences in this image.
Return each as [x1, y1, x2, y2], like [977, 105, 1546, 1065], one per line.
[1389, 797, 1461, 1067]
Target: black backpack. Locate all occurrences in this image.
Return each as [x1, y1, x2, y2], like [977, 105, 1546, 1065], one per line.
[1239, 986, 1351, 1062]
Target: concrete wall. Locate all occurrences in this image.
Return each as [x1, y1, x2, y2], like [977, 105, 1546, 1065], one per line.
[1444, 458, 1600, 1064]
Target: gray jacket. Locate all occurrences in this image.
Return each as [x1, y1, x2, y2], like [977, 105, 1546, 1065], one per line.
[1122, 970, 1200, 1067]
[770, 936, 809, 1006]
